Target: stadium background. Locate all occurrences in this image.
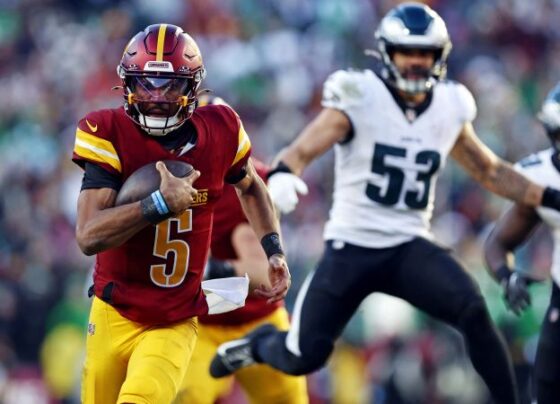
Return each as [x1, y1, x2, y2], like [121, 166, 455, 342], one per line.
[0, 0, 558, 402]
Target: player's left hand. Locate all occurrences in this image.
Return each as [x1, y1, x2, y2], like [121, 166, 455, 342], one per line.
[502, 272, 536, 316]
[268, 172, 308, 214]
[254, 254, 291, 304]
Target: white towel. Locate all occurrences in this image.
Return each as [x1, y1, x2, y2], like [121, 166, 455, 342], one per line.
[202, 274, 250, 315]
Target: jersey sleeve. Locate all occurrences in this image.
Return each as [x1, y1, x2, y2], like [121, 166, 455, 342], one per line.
[321, 69, 366, 112]
[219, 105, 252, 183]
[453, 82, 477, 124]
[72, 110, 122, 176]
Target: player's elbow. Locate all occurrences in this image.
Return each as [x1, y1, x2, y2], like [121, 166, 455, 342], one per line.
[77, 239, 99, 256]
[75, 229, 102, 256]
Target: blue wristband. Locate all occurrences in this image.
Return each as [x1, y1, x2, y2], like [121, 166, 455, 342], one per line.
[151, 190, 170, 215]
[141, 190, 172, 224]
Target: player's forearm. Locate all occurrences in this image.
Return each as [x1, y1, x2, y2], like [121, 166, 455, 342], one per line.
[231, 224, 272, 289]
[481, 161, 544, 206]
[273, 109, 349, 176]
[76, 202, 148, 255]
[273, 145, 313, 176]
[483, 231, 512, 278]
[233, 259, 271, 290]
[237, 177, 281, 239]
[273, 117, 334, 176]
[484, 203, 540, 281]
[451, 127, 545, 206]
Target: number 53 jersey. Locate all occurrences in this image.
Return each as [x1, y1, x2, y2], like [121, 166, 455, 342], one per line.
[321, 69, 476, 248]
[72, 105, 251, 325]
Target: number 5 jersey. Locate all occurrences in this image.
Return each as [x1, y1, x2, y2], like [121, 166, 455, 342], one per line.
[321, 69, 476, 248]
[72, 104, 251, 325]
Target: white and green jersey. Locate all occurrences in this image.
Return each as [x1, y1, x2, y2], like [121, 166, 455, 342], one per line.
[516, 149, 560, 286]
[321, 69, 476, 248]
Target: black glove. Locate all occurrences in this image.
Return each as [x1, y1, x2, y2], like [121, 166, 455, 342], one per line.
[500, 271, 533, 316]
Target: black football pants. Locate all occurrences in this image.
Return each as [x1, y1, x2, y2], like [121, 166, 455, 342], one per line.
[535, 282, 560, 403]
[252, 237, 518, 404]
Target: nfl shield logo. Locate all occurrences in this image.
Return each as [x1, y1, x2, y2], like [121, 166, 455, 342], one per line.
[88, 323, 96, 336]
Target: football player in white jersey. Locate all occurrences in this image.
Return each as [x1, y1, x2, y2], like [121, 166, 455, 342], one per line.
[484, 83, 560, 404]
[210, 4, 560, 403]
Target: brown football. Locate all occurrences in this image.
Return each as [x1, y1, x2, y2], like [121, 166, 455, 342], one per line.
[114, 160, 194, 206]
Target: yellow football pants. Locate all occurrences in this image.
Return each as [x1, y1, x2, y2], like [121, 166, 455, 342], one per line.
[176, 307, 308, 404]
[81, 297, 198, 404]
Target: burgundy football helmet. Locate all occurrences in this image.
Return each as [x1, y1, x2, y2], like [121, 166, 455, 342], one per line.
[118, 24, 206, 135]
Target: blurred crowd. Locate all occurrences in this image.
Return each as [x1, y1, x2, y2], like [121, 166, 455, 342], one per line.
[1, 0, 560, 402]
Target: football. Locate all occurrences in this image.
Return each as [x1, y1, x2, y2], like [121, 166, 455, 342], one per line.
[114, 160, 194, 206]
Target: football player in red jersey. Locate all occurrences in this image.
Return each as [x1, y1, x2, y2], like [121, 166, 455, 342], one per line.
[173, 96, 307, 404]
[72, 24, 290, 404]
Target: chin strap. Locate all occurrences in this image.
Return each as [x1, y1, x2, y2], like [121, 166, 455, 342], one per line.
[121, 87, 194, 135]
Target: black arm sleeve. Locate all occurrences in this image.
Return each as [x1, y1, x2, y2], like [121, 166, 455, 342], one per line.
[81, 162, 121, 191]
[225, 165, 248, 184]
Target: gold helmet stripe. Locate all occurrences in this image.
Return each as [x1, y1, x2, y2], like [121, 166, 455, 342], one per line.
[156, 24, 168, 61]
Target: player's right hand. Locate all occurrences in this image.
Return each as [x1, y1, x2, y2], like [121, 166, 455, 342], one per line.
[156, 161, 201, 213]
[254, 254, 291, 304]
[268, 172, 308, 214]
[502, 272, 533, 316]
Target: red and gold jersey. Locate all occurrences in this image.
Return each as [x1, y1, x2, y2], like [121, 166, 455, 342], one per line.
[72, 105, 252, 325]
[200, 159, 283, 326]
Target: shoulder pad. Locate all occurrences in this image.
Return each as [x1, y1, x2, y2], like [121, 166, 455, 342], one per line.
[450, 81, 477, 123]
[322, 69, 368, 110]
[73, 109, 122, 174]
